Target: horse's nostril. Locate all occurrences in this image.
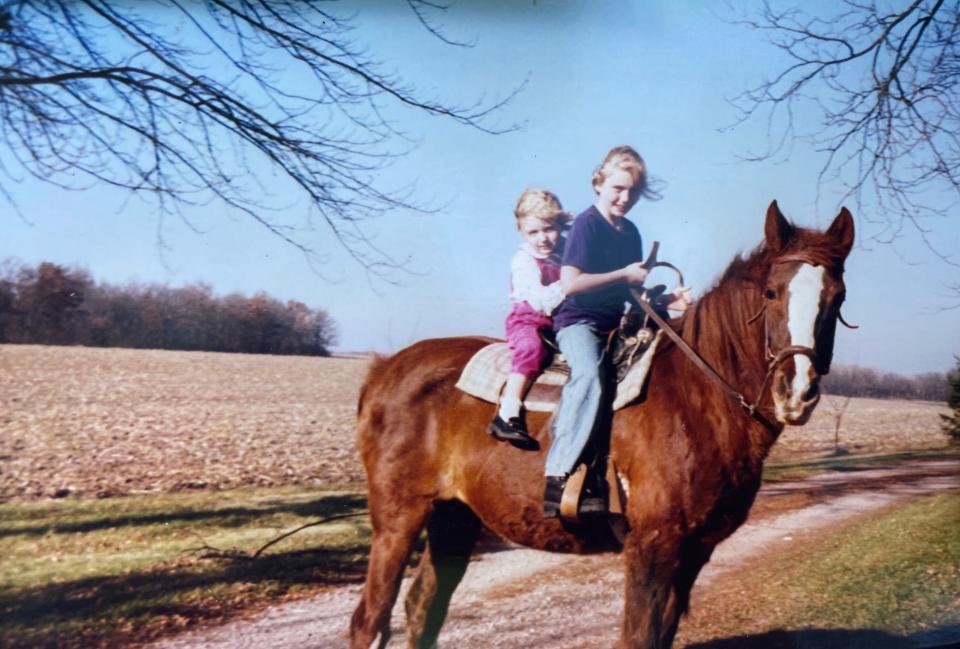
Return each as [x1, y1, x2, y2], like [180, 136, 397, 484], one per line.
[802, 380, 820, 402]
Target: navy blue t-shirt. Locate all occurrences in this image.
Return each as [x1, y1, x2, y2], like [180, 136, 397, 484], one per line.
[553, 205, 643, 331]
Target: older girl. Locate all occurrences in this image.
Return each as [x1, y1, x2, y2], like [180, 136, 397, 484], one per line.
[544, 146, 692, 517]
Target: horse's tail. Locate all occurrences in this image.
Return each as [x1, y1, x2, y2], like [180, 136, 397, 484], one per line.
[355, 353, 393, 472]
[357, 352, 391, 417]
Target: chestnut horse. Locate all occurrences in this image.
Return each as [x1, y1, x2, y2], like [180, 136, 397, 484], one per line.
[350, 201, 854, 649]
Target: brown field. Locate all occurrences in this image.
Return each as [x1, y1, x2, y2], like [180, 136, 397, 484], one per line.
[0, 344, 951, 501]
[0, 344, 368, 501]
[771, 394, 951, 460]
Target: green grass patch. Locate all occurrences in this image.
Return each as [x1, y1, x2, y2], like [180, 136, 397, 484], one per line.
[0, 487, 370, 648]
[763, 446, 960, 482]
[683, 490, 960, 647]
[783, 490, 960, 633]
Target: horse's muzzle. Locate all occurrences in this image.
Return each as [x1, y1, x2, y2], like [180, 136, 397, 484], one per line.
[774, 370, 821, 425]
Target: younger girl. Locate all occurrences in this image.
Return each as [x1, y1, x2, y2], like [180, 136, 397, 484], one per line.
[489, 188, 570, 451]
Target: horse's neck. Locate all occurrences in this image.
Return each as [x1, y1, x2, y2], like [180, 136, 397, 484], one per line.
[684, 279, 768, 380]
[675, 273, 781, 465]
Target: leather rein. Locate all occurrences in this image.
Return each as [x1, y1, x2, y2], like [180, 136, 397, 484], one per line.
[630, 246, 855, 430]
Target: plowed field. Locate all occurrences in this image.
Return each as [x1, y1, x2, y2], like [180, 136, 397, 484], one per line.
[0, 344, 950, 501]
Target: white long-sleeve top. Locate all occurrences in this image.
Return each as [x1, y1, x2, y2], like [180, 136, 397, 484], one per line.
[509, 243, 565, 315]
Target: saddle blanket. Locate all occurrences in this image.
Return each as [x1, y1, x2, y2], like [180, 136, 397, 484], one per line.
[455, 331, 662, 412]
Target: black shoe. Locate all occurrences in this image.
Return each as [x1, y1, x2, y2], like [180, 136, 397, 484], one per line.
[488, 415, 540, 451]
[543, 473, 607, 519]
[543, 475, 566, 518]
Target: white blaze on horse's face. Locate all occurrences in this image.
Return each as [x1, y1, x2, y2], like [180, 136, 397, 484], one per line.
[776, 263, 826, 424]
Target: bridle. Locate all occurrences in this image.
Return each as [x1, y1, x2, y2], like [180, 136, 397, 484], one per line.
[632, 246, 857, 430]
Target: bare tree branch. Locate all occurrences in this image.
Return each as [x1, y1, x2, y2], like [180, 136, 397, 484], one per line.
[731, 1, 960, 299]
[189, 510, 370, 561]
[0, 0, 519, 279]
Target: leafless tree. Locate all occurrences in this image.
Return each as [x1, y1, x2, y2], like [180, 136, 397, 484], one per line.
[0, 0, 517, 278]
[943, 355, 960, 443]
[823, 392, 853, 455]
[732, 0, 960, 290]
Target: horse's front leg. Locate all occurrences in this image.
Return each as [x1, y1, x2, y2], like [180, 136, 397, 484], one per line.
[618, 529, 686, 649]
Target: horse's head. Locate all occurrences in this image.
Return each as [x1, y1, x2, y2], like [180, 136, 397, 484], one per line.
[761, 201, 854, 425]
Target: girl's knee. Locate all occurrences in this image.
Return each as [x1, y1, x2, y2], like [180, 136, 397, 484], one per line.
[569, 360, 603, 382]
[510, 346, 548, 377]
[511, 357, 543, 378]
[566, 372, 604, 402]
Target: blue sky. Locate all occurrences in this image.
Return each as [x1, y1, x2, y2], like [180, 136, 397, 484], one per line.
[5, 1, 959, 373]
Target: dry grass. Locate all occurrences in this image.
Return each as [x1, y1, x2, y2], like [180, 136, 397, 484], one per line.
[0, 344, 951, 501]
[770, 394, 950, 460]
[0, 345, 370, 500]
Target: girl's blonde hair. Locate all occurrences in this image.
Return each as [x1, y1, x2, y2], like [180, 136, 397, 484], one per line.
[592, 145, 661, 200]
[514, 188, 571, 229]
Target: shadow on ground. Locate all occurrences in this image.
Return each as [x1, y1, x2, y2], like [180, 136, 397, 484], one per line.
[0, 491, 372, 648]
[0, 541, 369, 648]
[0, 491, 368, 539]
[759, 460, 959, 509]
[686, 625, 960, 649]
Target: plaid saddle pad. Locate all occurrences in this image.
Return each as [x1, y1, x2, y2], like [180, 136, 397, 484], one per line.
[455, 331, 662, 413]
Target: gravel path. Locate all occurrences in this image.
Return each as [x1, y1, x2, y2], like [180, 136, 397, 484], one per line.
[147, 460, 960, 649]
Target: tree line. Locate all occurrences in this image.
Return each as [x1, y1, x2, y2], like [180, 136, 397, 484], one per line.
[0, 260, 336, 356]
[822, 365, 948, 403]
[0, 258, 951, 397]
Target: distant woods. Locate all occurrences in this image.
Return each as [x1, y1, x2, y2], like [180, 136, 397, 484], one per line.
[0, 261, 336, 356]
[823, 366, 947, 403]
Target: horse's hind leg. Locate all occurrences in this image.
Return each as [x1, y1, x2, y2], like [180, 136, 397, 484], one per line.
[404, 500, 482, 648]
[350, 493, 432, 649]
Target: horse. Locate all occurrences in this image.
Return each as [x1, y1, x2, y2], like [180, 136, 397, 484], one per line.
[349, 201, 855, 649]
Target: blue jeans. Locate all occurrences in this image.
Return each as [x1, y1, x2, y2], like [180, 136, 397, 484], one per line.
[544, 322, 608, 477]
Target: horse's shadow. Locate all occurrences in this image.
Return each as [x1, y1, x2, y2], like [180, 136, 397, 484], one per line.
[685, 625, 960, 649]
[0, 492, 367, 538]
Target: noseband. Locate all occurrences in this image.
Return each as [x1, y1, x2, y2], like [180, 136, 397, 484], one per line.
[632, 251, 855, 430]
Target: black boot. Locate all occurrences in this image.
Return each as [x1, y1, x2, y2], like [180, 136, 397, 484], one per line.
[543, 472, 607, 519]
[488, 415, 540, 451]
[543, 475, 566, 518]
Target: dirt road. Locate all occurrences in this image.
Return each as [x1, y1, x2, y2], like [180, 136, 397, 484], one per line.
[148, 460, 960, 649]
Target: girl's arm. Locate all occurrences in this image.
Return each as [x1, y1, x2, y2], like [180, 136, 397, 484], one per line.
[561, 263, 649, 297]
[511, 252, 565, 314]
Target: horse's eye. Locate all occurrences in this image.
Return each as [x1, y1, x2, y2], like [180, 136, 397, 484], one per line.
[764, 288, 776, 300]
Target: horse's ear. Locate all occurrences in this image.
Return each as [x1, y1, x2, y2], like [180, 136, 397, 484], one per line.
[764, 200, 794, 252]
[827, 207, 855, 257]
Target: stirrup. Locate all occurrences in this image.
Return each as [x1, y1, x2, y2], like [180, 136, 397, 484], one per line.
[560, 465, 608, 521]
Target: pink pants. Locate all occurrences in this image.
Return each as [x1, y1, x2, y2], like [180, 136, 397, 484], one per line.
[505, 302, 553, 379]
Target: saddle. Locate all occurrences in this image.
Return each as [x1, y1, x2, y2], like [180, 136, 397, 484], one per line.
[455, 269, 679, 527]
[455, 298, 667, 413]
